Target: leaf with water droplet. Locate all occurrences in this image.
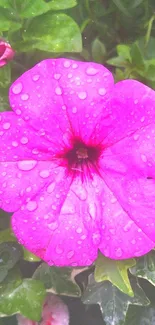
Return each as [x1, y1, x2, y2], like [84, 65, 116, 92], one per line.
[33, 262, 87, 297]
[82, 274, 150, 325]
[0, 267, 46, 320]
[0, 242, 22, 283]
[95, 253, 135, 296]
[23, 248, 41, 262]
[130, 251, 155, 286]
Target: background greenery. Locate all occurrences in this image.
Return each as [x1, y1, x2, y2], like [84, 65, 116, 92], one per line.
[0, 1, 155, 324]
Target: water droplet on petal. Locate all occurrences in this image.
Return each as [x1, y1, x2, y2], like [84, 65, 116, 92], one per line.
[54, 73, 61, 80]
[26, 200, 37, 211]
[76, 227, 82, 234]
[86, 67, 98, 75]
[133, 134, 139, 141]
[56, 246, 63, 254]
[72, 106, 77, 113]
[12, 82, 23, 94]
[17, 160, 37, 171]
[141, 154, 147, 162]
[48, 221, 58, 230]
[63, 60, 71, 68]
[39, 170, 50, 178]
[47, 182, 55, 193]
[3, 122, 10, 130]
[115, 247, 122, 257]
[72, 63, 78, 69]
[15, 109, 21, 115]
[131, 239, 136, 244]
[78, 91, 87, 100]
[98, 88, 106, 96]
[20, 136, 28, 144]
[12, 141, 18, 147]
[140, 116, 145, 122]
[26, 186, 32, 192]
[21, 94, 29, 101]
[67, 250, 74, 259]
[55, 87, 62, 95]
[32, 74, 40, 81]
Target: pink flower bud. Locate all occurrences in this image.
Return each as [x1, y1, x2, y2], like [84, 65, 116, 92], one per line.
[0, 40, 15, 67]
[17, 294, 69, 325]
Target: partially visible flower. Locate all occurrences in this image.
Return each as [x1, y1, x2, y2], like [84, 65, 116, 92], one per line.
[17, 294, 69, 325]
[0, 40, 15, 67]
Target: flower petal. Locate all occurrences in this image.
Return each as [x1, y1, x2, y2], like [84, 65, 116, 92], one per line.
[97, 79, 155, 146]
[12, 174, 104, 266]
[9, 59, 114, 144]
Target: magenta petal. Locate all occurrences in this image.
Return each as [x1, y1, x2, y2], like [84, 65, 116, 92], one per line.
[9, 59, 114, 144]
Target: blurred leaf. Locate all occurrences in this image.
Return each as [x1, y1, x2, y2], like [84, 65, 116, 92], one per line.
[112, 0, 130, 16]
[0, 228, 40, 262]
[92, 38, 106, 63]
[17, 0, 77, 18]
[33, 263, 85, 297]
[138, 37, 155, 60]
[115, 68, 125, 81]
[82, 274, 150, 325]
[116, 44, 131, 61]
[95, 254, 135, 296]
[0, 8, 21, 32]
[23, 13, 82, 52]
[107, 56, 128, 67]
[0, 242, 22, 283]
[130, 42, 145, 69]
[0, 65, 11, 88]
[23, 248, 40, 262]
[0, 88, 10, 111]
[130, 251, 155, 286]
[0, 268, 46, 320]
[125, 304, 155, 325]
[145, 64, 155, 81]
[130, 0, 145, 8]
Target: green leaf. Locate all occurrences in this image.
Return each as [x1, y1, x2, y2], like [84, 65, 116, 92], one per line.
[0, 269, 46, 320]
[112, 0, 130, 16]
[130, 42, 145, 69]
[0, 64, 11, 88]
[145, 64, 155, 81]
[107, 56, 128, 67]
[0, 88, 10, 111]
[23, 13, 82, 52]
[23, 248, 41, 262]
[130, 251, 155, 286]
[0, 242, 22, 283]
[33, 262, 84, 297]
[95, 254, 135, 296]
[116, 44, 131, 61]
[130, 0, 145, 8]
[125, 304, 155, 325]
[82, 274, 150, 325]
[47, 0, 77, 11]
[0, 8, 21, 32]
[92, 38, 106, 63]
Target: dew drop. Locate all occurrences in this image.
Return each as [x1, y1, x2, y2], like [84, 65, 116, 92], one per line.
[98, 88, 106, 96]
[26, 186, 32, 192]
[12, 141, 18, 147]
[26, 200, 37, 211]
[86, 67, 98, 75]
[32, 74, 40, 81]
[67, 250, 74, 259]
[54, 73, 61, 80]
[12, 82, 23, 94]
[115, 247, 122, 257]
[72, 63, 78, 69]
[133, 133, 139, 141]
[48, 221, 58, 230]
[63, 60, 71, 68]
[15, 109, 21, 115]
[55, 87, 62, 95]
[72, 106, 77, 114]
[3, 122, 11, 130]
[47, 182, 55, 193]
[76, 227, 82, 234]
[20, 136, 28, 144]
[39, 170, 50, 178]
[21, 94, 29, 101]
[78, 91, 87, 100]
[17, 160, 37, 171]
[140, 116, 145, 122]
[141, 154, 147, 162]
[56, 246, 63, 254]
[68, 73, 72, 79]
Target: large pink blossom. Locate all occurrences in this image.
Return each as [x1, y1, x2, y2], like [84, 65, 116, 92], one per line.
[17, 294, 69, 325]
[0, 58, 155, 266]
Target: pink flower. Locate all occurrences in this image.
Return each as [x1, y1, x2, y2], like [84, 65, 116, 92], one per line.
[0, 58, 155, 266]
[17, 294, 69, 325]
[0, 40, 14, 67]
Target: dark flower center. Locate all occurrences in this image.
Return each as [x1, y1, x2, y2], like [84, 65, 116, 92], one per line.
[61, 138, 102, 180]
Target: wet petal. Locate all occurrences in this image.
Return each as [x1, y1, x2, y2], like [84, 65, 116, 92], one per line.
[97, 79, 155, 146]
[9, 59, 114, 145]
